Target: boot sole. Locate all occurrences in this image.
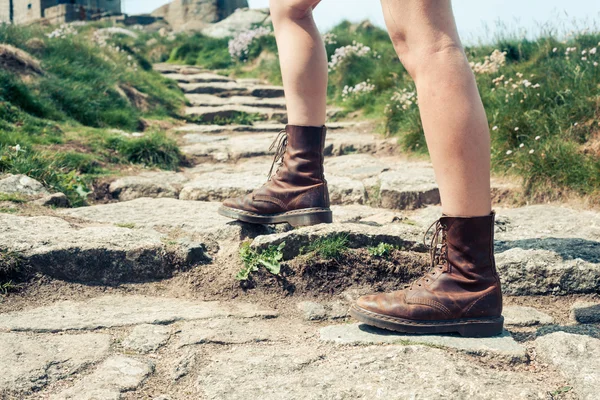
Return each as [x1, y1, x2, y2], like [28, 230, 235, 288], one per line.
[350, 305, 504, 338]
[218, 206, 333, 227]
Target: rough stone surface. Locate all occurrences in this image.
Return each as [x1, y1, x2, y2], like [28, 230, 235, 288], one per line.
[0, 333, 110, 397]
[202, 8, 270, 38]
[252, 221, 424, 259]
[174, 121, 364, 134]
[187, 93, 286, 109]
[497, 249, 600, 295]
[0, 295, 278, 333]
[297, 301, 327, 321]
[181, 131, 396, 162]
[502, 306, 554, 326]
[109, 172, 189, 201]
[570, 301, 600, 324]
[379, 168, 440, 210]
[59, 198, 272, 242]
[51, 356, 154, 400]
[196, 344, 546, 399]
[326, 175, 367, 205]
[122, 324, 172, 354]
[320, 323, 527, 361]
[185, 105, 287, 123]
[32, 192, 70, 207]
[0, 173, 49, 196]
[176, 318, 282, 347]
[170, 349, 197, 381]
[180, 82, 284, 98]
[0, 213, 196, 284]
[179, 171, 266, 201]
[167, 73, 233, 84]
[535, 332, 600, 400]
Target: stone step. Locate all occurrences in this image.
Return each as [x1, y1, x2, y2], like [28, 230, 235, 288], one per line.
[0, 200, 273, 284]
[154, 63, 205, 75]
[187, 94, 287, 109]
[180, 131, 397, 162]
[180, 82, 284, 98]
[185, 105, 288, 123]
[174, 121, 367, 135]
[2, 198, 598, 294]
[167, 72, 234, 84]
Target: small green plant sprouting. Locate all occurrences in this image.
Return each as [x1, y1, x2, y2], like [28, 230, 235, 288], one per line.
[368, 243, 397, 258]
[236, 241, 285, 281]
[0, 280, 21, 295]
[116, 222, 136, 229]
[302, 234, 349, 260]
[548, 386, 572, 398]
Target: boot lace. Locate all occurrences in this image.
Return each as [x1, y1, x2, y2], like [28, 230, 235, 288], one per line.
[267, 129, 288, 181]
[409, 219, 448, 290]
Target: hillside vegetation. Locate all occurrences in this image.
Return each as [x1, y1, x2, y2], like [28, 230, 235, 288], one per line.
[0, 23, 186, 205]
[169, 21, 600, 202]
[1, 19, 598, 205]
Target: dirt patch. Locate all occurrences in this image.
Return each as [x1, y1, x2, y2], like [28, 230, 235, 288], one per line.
[0, 44, 44, 76]
[236, 249, 430, 297]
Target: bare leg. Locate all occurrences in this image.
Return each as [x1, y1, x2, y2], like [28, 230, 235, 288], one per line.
[270, 0, 327, 126]
[381, 0, 491, 216]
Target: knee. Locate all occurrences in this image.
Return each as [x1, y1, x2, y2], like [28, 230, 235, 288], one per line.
[270, 0, 319, 21]
[388, 30, 464, 79]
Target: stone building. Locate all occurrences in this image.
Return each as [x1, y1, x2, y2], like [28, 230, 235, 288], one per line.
[152, 0, 248, 32]
[0, 0, 121, 25]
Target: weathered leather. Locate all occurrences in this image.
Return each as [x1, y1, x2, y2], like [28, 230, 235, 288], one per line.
[222, 125, 330, 214]
[357, 214, 503, 321]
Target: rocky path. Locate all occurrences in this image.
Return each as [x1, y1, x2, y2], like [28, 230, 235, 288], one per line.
[0, 64, 599, 399]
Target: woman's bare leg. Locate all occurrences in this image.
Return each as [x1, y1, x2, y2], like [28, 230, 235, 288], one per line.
[381, 0, 491, 216]
[269, 0, 327, 126]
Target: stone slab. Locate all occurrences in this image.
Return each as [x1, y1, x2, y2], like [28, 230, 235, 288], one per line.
[109, 172, 190, 201]
[0, 213, 196, 284]
[174, 121, 366, 135]
[180, 82, 284, 98]
[186, 94, 286, 109]
[167, 72, 233, 83]
[196, 344, 546, 399]
[320, 323, 527, 361]
[0, 295, 278, 333]
[122, 324, 172, 354]
[51, 356, 154, 400]
[185, 105, 287, 123]
[181, 131, 397, 162]
[0, 333, 110, 397]
[176, 318, 283, 348]
[535, 332, 600, 400]
[570, 301, 600, 324]
[379, 168, 440, 210]
[0, 173, 49, 196]
[60, 198, 273, 242]
[502, 305, 554, 326]
[251, 221, 424, 259]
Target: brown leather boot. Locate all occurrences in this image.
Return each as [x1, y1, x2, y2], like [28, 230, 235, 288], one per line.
[350, 213, 504, 337]
[218, 125, 332, 227]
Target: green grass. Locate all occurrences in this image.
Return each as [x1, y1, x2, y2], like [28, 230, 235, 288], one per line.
[368, 243, 397, 258]
[0, 23, 188, 206]
[0, 250, 24, 286]
[302, 234, 349, 260]
[237, 241, 285, 281]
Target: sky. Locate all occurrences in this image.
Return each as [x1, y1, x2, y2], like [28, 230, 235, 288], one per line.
[123, 0, 600, 43]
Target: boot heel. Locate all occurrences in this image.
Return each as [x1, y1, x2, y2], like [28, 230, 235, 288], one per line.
[456, 317, 504, 338]
[286, 210, 333, 227]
